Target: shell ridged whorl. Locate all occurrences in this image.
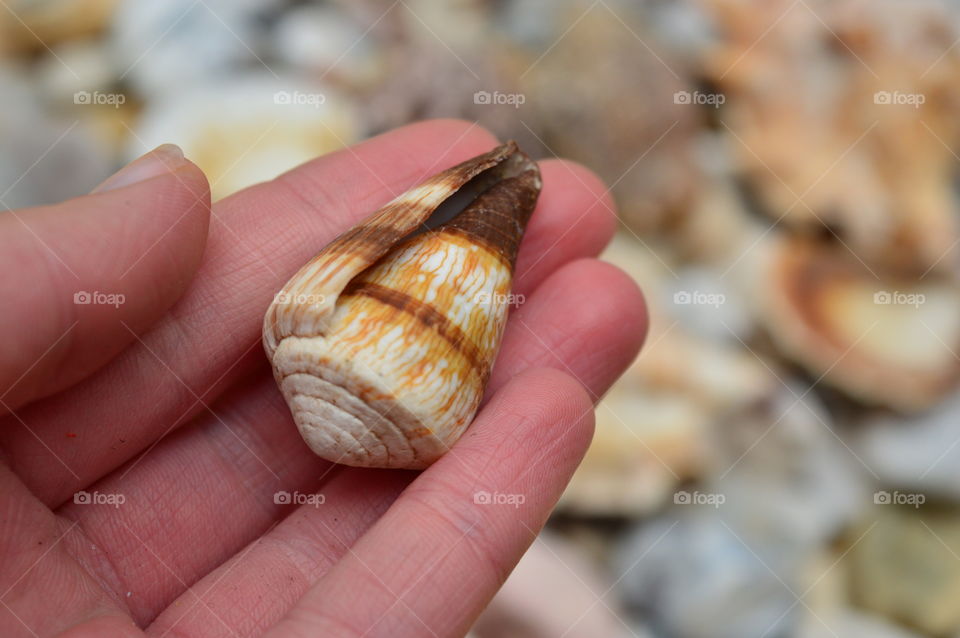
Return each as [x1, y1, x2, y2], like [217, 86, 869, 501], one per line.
[263, 142, 541, 469]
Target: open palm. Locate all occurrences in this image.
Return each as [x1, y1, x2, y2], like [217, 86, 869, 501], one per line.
[0, 120, 646, 638]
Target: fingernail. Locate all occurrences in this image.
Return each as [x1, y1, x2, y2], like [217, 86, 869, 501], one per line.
[91, 144, 186, 194]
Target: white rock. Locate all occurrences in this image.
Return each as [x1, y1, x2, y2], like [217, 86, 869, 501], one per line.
[271, 5, 380, 81]
[474, 531, 649, 638]
[128, 74, 359, 199]
[617, 512, 802, 638]
[799, 609, 921, 638]
[35, 40, 117, 103]
[0, 64, 112, 208]
[714, 383, 870, 547]
[853, 392, 960, 501]
[110, 0, 283, 97]
[666, 266, 753, 342]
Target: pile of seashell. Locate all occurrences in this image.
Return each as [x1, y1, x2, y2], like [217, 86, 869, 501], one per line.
[4, 0, 960, 636]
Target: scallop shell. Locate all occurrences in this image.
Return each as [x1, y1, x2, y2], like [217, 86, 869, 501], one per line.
[760, 236, 960, 411]
[263, 141, 541, 469]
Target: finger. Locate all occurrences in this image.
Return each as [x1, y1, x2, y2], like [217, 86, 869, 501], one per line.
[491, 258, 647, 401]
[4, 123, 619, 509]
[0, 463, 134, 637]
[262, 369, 594, 638]
[111, 259, 644, 635]
[512, 159, 616, 295]
[0, 145, 210, 413]
[144, 456, 414, 636]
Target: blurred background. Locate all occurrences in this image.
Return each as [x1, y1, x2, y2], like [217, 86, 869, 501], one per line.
[4, 0, 960, 636]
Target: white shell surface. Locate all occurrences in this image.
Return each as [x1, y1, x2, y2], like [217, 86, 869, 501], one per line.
[271, 230, 514, 468]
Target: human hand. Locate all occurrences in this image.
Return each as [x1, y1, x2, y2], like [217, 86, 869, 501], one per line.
[0, 120, 646, 637]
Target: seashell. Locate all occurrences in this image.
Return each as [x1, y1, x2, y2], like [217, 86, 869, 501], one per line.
[559, 387, 710, 516]
[263, 142, 541, 469]
[0, 0, 118, 56]
[704, 0, 960, 275]
[516, 1, 701, 236]
[759, 236, 960, 412]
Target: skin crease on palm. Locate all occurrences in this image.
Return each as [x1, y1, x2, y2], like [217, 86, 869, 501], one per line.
[0, 120, 647, 638]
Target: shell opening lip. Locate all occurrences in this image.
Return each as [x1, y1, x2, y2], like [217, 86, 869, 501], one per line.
[409, 141, 539, 236]
[341, 140, 541, 309]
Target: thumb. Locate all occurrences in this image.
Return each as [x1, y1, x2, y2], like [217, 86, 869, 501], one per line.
[0, 144, 211, 414]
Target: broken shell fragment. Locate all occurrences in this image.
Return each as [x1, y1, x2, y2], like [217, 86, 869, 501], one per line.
[263, 142, 541, 469]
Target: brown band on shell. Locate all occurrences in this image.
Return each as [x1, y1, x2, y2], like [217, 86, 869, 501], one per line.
[340, 280, 488, 381]
[440, 168, 540, 269]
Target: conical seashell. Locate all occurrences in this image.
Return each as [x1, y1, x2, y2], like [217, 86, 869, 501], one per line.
[264, 142, 541, 469]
